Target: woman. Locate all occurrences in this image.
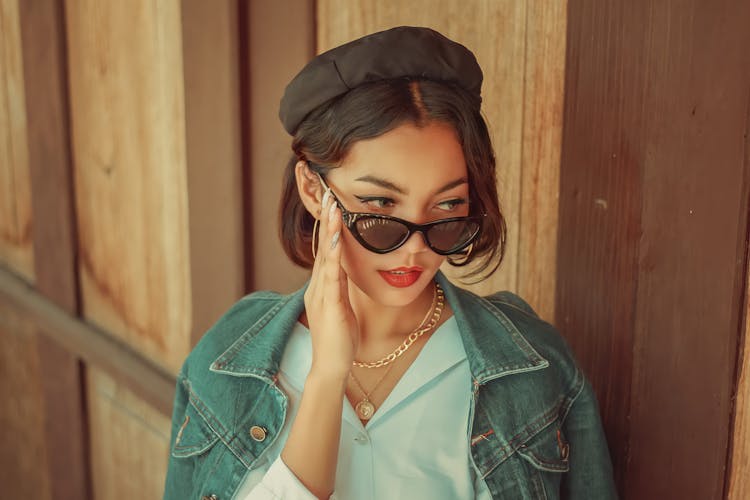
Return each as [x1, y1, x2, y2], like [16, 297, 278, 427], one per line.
[163, 26, 617, 500]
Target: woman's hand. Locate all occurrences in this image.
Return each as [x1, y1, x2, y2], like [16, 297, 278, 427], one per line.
[279, 186, 356, 499]
[303, 187, 360, 381]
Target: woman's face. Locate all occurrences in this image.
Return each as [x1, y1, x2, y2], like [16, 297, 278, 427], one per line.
[324, 120, 470, 308]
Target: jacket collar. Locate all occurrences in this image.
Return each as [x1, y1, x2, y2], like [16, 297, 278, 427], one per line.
[210, 271, 548, 384]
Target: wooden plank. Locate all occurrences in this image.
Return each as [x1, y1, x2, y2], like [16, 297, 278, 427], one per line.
[626, 1, 749, 496]
[18, 1, 90, 498]
[517, 0, 566, 321]
[557, 3, 641, 490]
[0, 0, 34, 281]
[86, 366, 171, 500]
[316, 0, 564, 318]
[728, 237, 750, 499]
[0, 301, 52, 500]
[0, 267, 175, 417]
[559, 0, 750, 497]
[65, 0, 192, 374]
[181, 0, 245, 346]
[247, 0, 315, 293]
[19, 0, 78, 309]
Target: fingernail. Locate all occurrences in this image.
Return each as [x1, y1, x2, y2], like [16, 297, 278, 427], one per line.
[330, 231, 340, 249]
[322, 189, 331, 209]
[328, 200, 337, 221]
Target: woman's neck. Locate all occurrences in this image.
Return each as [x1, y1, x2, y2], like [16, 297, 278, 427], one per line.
[347, 279, 437, 348]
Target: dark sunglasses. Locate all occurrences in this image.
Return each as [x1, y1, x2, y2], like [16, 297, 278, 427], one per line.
[316, 173, 484, 255]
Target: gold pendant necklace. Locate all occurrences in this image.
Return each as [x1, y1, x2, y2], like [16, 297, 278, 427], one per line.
[349, 362, 396, 420]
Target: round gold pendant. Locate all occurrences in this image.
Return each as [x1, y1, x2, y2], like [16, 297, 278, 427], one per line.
[355, 400, 375, 420]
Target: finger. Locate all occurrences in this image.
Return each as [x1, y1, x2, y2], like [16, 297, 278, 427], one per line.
[309, 189, 332, 289]
[324, 205, 346, 301]
[339, 260, 349, 306]
[316, 187, 333, 261]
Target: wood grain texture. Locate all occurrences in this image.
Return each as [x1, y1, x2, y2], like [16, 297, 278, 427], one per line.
[181, 0, 245, 346]
[517, 0, 566, 320]
[0, 266, 175, 417]
[0, 301, 52, 500]
[86, 366, 170, 500]
[316, 0, 564, 320]
[560, 0, 750, 497]
[20, 0, 79, 313]
[729, 248, 750, 499]
[18, 2, 91, 498]
[626, 2, 749, 496]
[248, 0, 315, 293]
[0, 0, 34, 281]
[65, 0, 191, 374]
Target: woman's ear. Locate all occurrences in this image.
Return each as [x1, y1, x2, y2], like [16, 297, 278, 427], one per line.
[295, 161, 324, 219]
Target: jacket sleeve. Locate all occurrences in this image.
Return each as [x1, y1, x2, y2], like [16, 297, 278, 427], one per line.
[561, 376, 619, 499]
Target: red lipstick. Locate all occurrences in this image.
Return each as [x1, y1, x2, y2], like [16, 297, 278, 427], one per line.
[378, 266, 423, 288]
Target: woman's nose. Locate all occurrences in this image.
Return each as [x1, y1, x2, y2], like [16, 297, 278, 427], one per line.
[402, 229, 431, 253]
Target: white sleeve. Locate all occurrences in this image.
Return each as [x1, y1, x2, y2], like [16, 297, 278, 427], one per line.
[240, 455, 338, 500]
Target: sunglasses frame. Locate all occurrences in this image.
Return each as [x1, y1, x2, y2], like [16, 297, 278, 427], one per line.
[315, 172, 484, 255]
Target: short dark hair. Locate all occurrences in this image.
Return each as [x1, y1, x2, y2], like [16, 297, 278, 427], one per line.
[278, 78, 506, 282]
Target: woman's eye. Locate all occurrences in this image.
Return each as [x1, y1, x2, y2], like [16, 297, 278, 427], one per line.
[356, 196, 395, 210]
[437, 198, 467, 211]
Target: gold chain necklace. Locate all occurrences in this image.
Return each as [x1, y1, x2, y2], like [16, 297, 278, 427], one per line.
[349, 363, 396, 420]
[352, 282, 445, 369]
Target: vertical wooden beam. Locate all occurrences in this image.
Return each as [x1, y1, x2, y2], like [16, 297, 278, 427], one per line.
[17, 1, 89, 499]
[517, 0, 567, 320]
[0, 0, 34, 281]
[246, 0, 315, 293]
[65, 0, 191, 374]
[181, 0, 245, 346]
[559, 0, 750, 498]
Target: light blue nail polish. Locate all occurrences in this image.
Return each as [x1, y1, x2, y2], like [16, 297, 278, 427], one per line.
[330, 231, 340, 249]
[322, 189, 331, 209]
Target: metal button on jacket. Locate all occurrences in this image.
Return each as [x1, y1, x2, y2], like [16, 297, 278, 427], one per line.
[249, 425, 267, 442]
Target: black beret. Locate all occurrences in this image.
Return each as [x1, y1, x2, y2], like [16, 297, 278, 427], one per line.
[279, 26, 483, 135]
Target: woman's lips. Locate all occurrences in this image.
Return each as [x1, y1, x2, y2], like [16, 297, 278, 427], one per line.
[378, 267, 423, 288]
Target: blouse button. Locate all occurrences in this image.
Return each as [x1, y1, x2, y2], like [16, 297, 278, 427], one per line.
[354, 433, 369, 444]
[249, 425, 267, 442]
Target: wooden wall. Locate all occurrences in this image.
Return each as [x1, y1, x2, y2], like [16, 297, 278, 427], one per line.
[1, 0, 749, 499]
[0, 0, 34, 282]
[559, 0, 750, 498]
[0, 0, 245, 498]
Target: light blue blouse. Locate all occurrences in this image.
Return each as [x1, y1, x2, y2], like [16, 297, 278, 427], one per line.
[236, 316, 492, 500]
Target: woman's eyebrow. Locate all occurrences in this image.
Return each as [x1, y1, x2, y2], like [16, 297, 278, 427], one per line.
[435, 177, 468, 194]
[354, 175, 407, 194]
[354, 175, 468, 195]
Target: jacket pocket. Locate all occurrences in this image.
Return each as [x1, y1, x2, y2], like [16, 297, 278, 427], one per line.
[517, 425, 570, 473]
[171, 400, 220, 458]
[513, 425, 570, 499]
[165, 399, 230, 500]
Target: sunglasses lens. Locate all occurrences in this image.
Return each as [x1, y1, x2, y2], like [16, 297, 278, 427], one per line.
[355, 218, 409, 250]
[427, 220, 480, 253]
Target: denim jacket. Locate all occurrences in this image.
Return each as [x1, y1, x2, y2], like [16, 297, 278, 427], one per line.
[163, 271, 618, 500]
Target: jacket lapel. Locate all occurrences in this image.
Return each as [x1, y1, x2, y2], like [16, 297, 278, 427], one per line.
[209, 272, 548, 384]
